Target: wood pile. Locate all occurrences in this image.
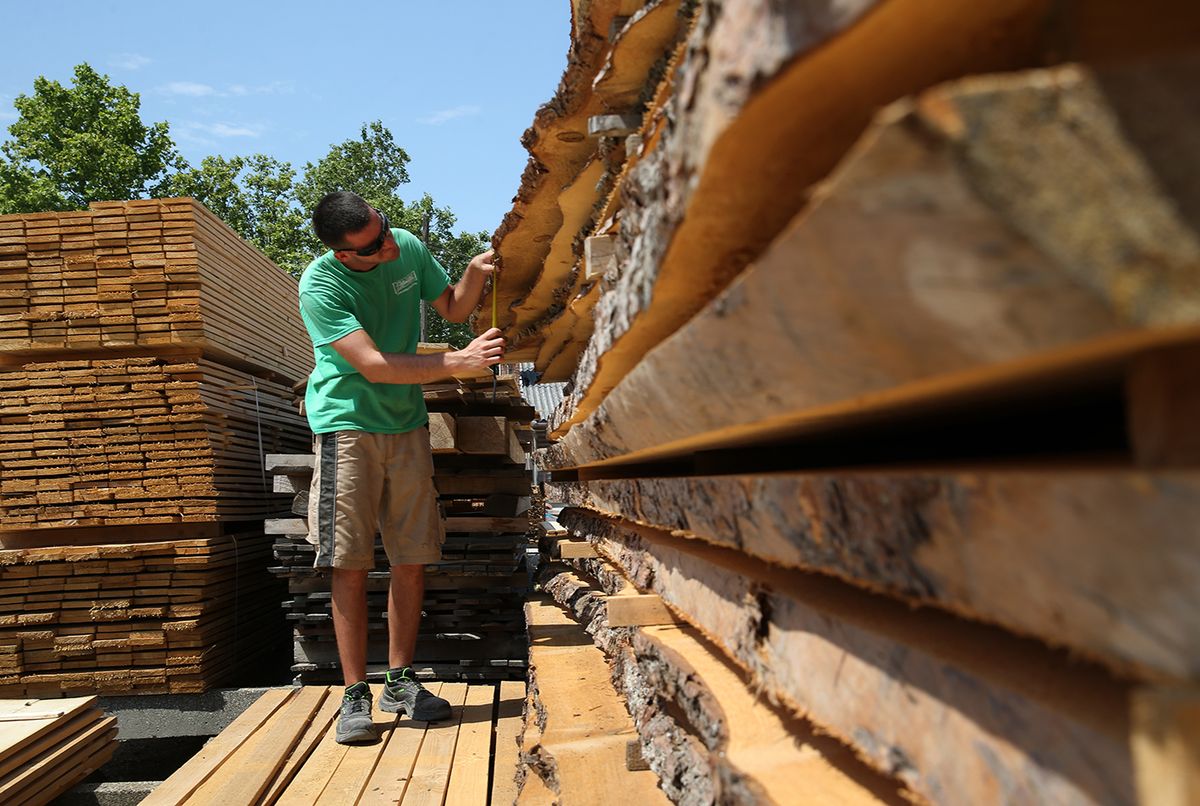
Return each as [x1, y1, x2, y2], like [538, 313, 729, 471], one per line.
[0, 198, 310, 380]
[0, 196, 308, 696]
[485, 1, 1200, 803]
[143, 681, 525, 805]
[0, 532, 286, 697]
[267, 375, 536, 684]
[0, 695, 117, 805]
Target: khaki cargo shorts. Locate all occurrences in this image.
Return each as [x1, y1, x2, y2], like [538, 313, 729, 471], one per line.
[308, 429, 445, 569]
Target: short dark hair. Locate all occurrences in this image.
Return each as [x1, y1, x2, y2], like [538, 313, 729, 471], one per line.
[312, 191, 373, 249]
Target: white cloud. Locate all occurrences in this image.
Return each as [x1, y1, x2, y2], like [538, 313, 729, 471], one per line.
[163, 81, 218, 97]
[418, 105, 481, 125]
[111, 53, 151, 71]
[173, 121, 263, 146]
[162, 80, 294, 99]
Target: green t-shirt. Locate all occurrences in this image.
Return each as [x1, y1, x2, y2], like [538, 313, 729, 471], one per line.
[298, 228, 451, 434]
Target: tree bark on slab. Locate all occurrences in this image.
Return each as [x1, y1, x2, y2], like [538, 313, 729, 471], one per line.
[557, 507, 1137, 806]
[539, 565, 907, 804]
[552, 471, 1200, 681]
[553, 32, 1200, 440]
[547, 57, 1200, 462]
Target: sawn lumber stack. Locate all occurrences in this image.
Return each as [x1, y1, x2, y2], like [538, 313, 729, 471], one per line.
[0, 197, 307, 696]
[490, 1, 1200, 804]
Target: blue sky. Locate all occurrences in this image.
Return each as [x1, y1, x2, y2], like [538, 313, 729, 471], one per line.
[0, 1, 572, 236]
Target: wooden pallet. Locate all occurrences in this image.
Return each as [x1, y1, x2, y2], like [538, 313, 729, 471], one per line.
[143, 682, 525, 805]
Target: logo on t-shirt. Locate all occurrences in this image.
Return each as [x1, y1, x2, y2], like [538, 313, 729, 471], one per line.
[393, 272, 417, 295]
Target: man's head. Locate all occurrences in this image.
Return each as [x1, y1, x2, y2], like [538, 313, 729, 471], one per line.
[312, 191, 398, 269]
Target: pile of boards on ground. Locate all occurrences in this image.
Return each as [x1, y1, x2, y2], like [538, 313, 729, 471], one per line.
[0, 197, 313, 696]
[267, 369, 536, 684]
[0, 695, 116, 804]
[479, 1, 1200, 803]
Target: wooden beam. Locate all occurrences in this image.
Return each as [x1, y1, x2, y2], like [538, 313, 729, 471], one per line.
[584, 235, 617, 281]
[1133, 687, 1200, 806]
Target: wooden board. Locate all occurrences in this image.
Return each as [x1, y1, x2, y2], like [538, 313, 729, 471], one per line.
[554, 508, 1138, 806]
[556, 470, 1200, 681]
[524, 595, 668, 803]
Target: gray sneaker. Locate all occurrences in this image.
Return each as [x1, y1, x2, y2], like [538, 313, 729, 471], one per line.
[336, 682, 377, 744]
[379, 669, 452, 721]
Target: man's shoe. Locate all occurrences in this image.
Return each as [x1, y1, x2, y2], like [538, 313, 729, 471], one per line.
[379, 668, 452, 721]
[336, 681, 377, 744]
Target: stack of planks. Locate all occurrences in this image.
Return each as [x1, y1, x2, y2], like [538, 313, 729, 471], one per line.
[0, 533, 286, 697]
[143, 681, 525, 805]
[0, 196, 309, 696]
[267, 375, 536, 684]
[486, 1, 1200, 803]
[0, 357, 307, 528]
[0, 695, 117, 805]
[0, 198, 311, 377]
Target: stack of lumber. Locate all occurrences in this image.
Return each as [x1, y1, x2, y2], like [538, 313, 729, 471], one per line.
[267, 380, 536, 684]
[0, 198, 311, 379]
[0, 532, 287, 697]
[144, 681, 525, 805]
[487, 1, 1200, 803]
[0, 357, 308, 528]
[0, 695, 117, 805]
[0, 196, 309, 696]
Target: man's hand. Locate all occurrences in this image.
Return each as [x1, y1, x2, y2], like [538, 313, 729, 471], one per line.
[449, 327, 505, 373]
[467, 249, 498, 277]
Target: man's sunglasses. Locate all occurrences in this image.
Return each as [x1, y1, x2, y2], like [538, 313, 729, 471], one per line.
[347, 209, 390, 257]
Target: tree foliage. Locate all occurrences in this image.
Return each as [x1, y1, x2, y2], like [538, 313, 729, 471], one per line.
[0, 65, 489, 345]
[0, 63, 182, 213]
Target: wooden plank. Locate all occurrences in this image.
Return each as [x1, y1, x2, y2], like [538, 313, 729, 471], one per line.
[605, 593, 678, 627]
[490, 680, 526, 806]
[525, 596, 668, 803]
[443, 684, 497, 806]
[428, 413, 457, 454]
[584, 234, 617, 282]
[259, 688, 337, 805]
[273, 714, 349, 805]
[313, 685, 389, 806]
[559, 470, 1200, 680]
[1133, 687, 1200, 806]
[0, 715, 116, 803]
[547, 58, 1200, 460]
[557, 541, 597, 560]
[1127, 343, 1200, 467]
[400, 682, 468, 806]
[142, 687, 293, 805]
[557, 509, 1136, 806]
[455, 417, 509, 455]
[357, 682, 445, 805]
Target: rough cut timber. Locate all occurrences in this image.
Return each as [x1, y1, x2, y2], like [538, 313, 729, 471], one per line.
[521, 594, 668, 803]
[549, 0, 1200, 432]
[0, 695, 117, 805]
[0, 356, 308, 530]
[480, 0, 692, 357]
[558, 507, 1141, 806]
[543, 58, 1200, 466]
[0, 198, 313, 384]
[554, 471, 1200, 682]
[539, 565, 911, 804]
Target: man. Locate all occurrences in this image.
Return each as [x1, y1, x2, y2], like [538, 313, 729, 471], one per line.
[298, 190, 504, 744]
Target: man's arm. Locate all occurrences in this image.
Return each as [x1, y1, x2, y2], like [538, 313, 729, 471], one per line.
[330, 327, 505, 385]
[431, 250, 495, 323]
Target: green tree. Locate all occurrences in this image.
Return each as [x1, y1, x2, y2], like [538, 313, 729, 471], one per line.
[0, 63, 182, 213]
[162, 154, 310, 270]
